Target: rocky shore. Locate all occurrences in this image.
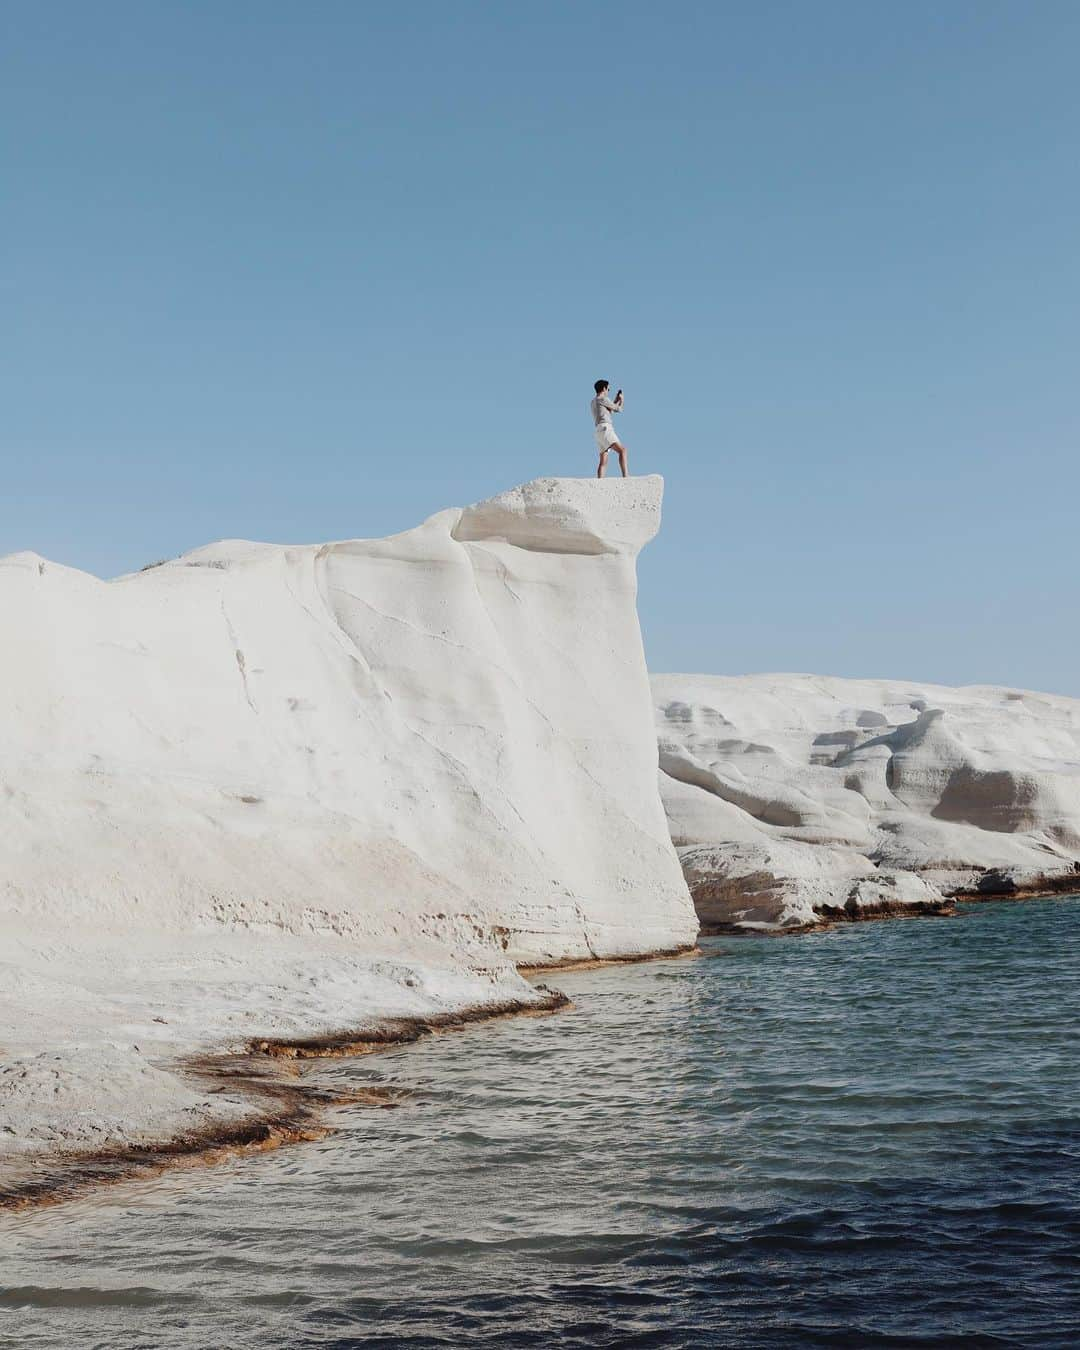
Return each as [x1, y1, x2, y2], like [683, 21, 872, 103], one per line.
[4, 478, 1078, 1202]
[0, 477, 695, 1193]
[655, 672, 1080, 931]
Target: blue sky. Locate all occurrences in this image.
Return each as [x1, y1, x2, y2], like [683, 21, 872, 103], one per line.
[4, 1, 1078, 693]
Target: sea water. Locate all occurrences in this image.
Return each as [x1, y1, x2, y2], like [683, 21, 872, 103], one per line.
[1, 897, 1078, 1349]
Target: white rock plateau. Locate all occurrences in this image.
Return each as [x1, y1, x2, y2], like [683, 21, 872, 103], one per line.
[655, 673, 1080, 931]
[0, 477, 695, 1179]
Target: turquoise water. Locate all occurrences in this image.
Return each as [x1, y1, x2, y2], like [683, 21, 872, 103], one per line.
[2, 897, 1078, 1348]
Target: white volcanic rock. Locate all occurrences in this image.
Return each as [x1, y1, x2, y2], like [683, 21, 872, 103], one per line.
[655, 673, 1080, 931]
[677, 840, 944, 932]
[0, 477, 695, 1169]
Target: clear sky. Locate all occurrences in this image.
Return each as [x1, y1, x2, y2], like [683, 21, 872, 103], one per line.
[4, 2, 1078, 693]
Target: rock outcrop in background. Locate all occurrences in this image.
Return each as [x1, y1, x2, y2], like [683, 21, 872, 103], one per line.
[654, 673, 1080, 931]
[0, 477, 695, 1165]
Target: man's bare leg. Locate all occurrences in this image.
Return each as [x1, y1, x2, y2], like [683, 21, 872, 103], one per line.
[597, 448, 609, 479]
[614, 443, 629, 477]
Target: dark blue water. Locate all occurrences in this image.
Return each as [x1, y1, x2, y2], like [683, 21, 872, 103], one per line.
[2, 897, 1078, 1349]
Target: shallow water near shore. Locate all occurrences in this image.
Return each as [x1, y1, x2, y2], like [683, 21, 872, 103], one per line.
[2, 897, 1079, 1350]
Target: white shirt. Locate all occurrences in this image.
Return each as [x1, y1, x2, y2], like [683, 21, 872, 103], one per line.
[590, 389, 623, 428]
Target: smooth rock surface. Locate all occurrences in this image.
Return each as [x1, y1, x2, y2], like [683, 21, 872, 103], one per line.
[655, 673, 1080, 930]
[0, 477, 695, 1166]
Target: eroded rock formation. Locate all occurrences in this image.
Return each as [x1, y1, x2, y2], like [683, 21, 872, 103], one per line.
[0, 477, 695, 1170]
[654, 673, 1080, 931]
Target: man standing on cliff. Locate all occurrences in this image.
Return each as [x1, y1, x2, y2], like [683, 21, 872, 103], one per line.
[591, 380, 628, 478]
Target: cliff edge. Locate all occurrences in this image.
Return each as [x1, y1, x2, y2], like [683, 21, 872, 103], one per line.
[0, 477, 696, 1176]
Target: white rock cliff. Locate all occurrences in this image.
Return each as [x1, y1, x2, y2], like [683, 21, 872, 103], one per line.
[655, 673, 1080, 931]
[0, 477, 696, 1172]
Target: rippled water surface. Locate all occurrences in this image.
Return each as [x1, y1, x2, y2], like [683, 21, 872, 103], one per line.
[2, 897, 1079, 1349]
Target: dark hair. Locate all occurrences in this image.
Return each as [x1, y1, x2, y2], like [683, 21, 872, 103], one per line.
[594, 379, 609, 394]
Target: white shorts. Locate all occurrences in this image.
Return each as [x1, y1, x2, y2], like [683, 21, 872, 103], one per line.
[594, 423, 620, 452]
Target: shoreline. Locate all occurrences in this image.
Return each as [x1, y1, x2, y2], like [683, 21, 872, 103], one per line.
[949, 876, 1080, 904]
[0, 987, 571, 1214]
[517, 942, 700, 974]
[7, 889, 1076, 1213]
[2, 944, 707, 1214]
[1, 942, 705, 1216]
[699, 883, 1080, 937]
